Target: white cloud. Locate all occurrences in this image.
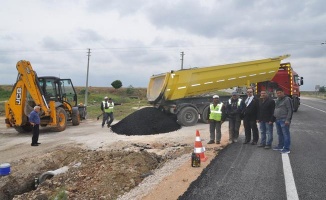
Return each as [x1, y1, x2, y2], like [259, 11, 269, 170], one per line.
[0, 0, 325, 92]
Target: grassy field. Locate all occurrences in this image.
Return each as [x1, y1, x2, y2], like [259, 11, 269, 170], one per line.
[0, 85, 150, 120]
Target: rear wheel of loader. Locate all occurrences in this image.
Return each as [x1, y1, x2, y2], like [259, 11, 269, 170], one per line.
[177, 107, 198, 126]
[14, 124, 33, 133]
[54, 107, 67, 132]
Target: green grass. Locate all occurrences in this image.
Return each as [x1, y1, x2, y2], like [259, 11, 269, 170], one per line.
[0, 86, 150, 119]
[301, 91, 326, 99]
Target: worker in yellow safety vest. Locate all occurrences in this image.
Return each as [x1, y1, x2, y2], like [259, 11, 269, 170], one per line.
[100, 97, 121, 128]
[206, 95, 226, 144]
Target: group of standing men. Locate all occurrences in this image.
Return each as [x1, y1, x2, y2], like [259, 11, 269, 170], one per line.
[207, 87, 293, 154]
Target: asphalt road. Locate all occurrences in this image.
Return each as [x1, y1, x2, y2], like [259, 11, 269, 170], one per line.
[179, 97, 326, 200]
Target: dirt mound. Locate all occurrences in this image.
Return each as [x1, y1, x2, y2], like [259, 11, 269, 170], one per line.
[0, 147, 160, 200]
[111, 107, 181, 135]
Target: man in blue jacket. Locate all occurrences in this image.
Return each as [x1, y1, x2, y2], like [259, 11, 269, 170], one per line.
[29, 106, 41, 146]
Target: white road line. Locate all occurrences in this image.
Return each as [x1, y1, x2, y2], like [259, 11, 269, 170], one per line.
[301, 103, 326, 113]
[282, 154, 299, 200]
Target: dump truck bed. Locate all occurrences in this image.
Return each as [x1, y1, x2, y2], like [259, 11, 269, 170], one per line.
[147, 55, 290, 103]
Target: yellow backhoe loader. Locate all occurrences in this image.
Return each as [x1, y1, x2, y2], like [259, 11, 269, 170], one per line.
[5, 60, 86, 133]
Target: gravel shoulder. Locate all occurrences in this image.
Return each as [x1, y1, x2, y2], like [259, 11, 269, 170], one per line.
[0, 116, 237, 199]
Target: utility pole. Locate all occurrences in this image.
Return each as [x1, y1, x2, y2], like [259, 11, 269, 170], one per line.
[84, 48, 91, 107]
[180, 51, 185, 70]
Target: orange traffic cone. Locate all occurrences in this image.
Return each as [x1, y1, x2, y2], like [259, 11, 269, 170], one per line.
[194, 130, 208, 162]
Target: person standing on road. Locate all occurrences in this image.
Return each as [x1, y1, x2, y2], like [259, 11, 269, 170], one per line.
[29, 106, 41, 146]
[207, 95, 226, 144]
[257, 90, 275, 149]
[273, 88, 293, 154]
[242, 88, 259, 145]
[225, 91, 244, 144]
[101, 97, 121, 128]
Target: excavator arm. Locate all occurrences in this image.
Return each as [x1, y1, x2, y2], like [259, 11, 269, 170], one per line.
[5, 60, 56, 129]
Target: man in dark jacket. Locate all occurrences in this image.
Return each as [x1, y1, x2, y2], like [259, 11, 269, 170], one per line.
[257, 90, 275, 149]
[225, 91, 244, 144]
[243, 88, 259, 145]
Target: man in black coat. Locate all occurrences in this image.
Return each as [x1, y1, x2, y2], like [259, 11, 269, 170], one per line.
[257, 90, 275, 149]
[242, 88, 259, 145]
[225, 91, 245, 144]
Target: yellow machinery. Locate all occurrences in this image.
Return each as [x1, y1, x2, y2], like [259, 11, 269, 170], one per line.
[5, 60, 84, 133]
[147, 55, 290, 126]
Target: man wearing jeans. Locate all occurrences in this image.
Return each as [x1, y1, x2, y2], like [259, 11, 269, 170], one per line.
[273, 88, 293, 154]
[257, 90, 275, 149]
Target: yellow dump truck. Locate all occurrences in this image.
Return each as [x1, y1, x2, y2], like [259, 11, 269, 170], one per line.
[147, 55, 290, 126]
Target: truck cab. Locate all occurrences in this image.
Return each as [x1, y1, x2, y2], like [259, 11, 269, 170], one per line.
[256, 63, 303, 111]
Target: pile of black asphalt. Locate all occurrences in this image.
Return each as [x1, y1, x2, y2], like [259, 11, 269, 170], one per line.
[111, 107, 181, 136]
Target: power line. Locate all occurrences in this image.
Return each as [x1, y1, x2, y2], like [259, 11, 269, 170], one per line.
[0, 40, 324, 54]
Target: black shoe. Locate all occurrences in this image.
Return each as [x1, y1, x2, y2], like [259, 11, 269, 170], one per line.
[207, 140, 214, 144]
[37, 142, 41, 145]
[251, 142, 257, 145]
[107, 124, 111, 128]
[243, 141, 250, 144]
[31, 143, 39, 146]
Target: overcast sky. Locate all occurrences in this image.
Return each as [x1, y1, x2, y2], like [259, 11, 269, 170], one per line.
[1, 0, 325, 91]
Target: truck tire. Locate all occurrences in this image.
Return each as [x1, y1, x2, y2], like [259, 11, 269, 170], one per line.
[199, 106, 209, 124]
[177, 107, 198, 126]
[72, 107, 80, 126]
[293, 97, 299, 112]
[54, 107, 67, 132]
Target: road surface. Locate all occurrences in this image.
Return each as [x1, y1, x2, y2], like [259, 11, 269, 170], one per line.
[179, 97, 326, 200]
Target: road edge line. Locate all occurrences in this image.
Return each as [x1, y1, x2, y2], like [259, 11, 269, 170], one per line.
[282, 154, 299, 200]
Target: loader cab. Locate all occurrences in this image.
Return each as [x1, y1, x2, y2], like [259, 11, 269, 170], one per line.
[38, 76, 78, 107]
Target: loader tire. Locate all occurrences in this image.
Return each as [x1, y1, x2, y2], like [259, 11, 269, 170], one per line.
[177, 107, 198, 126]
[72, 107, 80, 126]
[14, 124, 33, 133]
[54, 107, 67, 132]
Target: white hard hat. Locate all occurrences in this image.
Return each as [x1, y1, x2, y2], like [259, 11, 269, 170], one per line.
[213, 95, 219, 99]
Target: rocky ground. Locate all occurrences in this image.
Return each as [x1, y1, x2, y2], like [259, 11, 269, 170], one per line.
[0, 113, 233, 200]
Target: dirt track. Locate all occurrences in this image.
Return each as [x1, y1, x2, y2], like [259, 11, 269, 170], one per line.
[0, 116, 233, 199]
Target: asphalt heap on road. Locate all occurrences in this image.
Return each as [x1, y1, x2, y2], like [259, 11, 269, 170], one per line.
[111, 107, 181, 136]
